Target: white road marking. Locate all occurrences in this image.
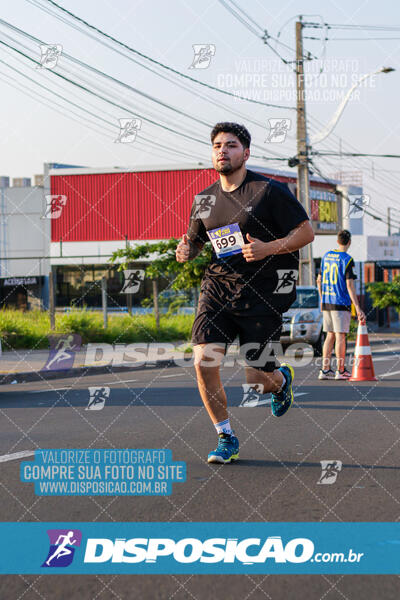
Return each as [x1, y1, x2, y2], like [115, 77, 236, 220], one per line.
[30, 387, 70, 394]
[240, 391, 308, 407]
[369, 346, 400, 354]
[0, 450, 36, 463]
[159, 374, 184, 378]
[28, 378, 139, 393]
[108, 379, 138, 385]
[373, 356, 399, 362]
[381, 370, 400, 378]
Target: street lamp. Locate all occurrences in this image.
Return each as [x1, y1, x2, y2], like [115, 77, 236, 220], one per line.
[311, 67, 395, 145]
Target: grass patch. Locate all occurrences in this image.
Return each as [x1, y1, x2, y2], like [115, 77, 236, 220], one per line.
[0, 309, 194, 350]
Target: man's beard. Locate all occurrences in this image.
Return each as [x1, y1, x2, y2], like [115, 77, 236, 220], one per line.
[215, 157, 244, 174]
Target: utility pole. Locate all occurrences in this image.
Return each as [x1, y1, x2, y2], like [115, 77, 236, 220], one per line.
[125, 235, 132, 315]
[296, 18, 314, 286]
[388, 207, 391, 236]
[49, 269, 55, 330]
[152, 280, 160, 331]
[101, 276, 108, 329]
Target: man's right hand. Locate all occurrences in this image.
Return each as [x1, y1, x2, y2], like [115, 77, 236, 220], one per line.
[176, 234, 190, 263]
[356, 307, 366, 324]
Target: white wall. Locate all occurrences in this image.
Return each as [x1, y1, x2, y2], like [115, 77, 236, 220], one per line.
[312, 234, 367, 261]
[50, 240, 162, 265]
[0, 186, 50, 277]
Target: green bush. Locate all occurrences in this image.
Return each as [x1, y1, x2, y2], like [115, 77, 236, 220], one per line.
[0, 309, 194, 350]
[57, 309, 103, 342]
[0, 309, 51, 349]
[366, 277, 400, 312]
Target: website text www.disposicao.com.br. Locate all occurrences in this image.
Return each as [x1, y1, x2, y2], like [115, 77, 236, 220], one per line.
[83, 536, 364, 565]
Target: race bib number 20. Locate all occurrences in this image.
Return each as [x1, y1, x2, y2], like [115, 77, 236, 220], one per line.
[207, 223, 245, 258]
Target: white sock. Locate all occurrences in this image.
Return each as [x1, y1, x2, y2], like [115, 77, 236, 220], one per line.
[214, 418, 233, 436]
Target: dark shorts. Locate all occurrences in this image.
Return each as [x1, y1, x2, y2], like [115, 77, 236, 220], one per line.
[191, 304, 283, 372]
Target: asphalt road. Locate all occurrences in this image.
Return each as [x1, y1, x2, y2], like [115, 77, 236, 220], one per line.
[1, 341, 400, 599]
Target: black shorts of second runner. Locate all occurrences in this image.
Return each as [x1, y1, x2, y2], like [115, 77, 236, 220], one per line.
[192, 306, 283, 372]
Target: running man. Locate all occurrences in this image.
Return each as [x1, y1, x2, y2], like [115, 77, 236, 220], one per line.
[88, 387, 108, 409]
[46, 531, 77, 566]
[122, 270, 142, 293]
[317, 229, 366, 380]
[45, 335, 75, 370]
[175, 122, 314, 463]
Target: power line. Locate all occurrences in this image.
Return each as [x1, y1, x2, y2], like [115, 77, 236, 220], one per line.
[308, 137, 400, 225]
[224, 0, 264, 33]
[0, 71, 193, 163]
[317, 37, 400, 41]
[0, 38, 212, 147]
[217, 1, 313, 65]
[308, 158, 400, 226]
[21, 2, 294, 137]
[310, 144, 400, 217]
[276, 13, 328, 66]
[0, 20, 295, 163]
[0, 54, 202, 162]
[312, 151, 400, 159]
[0, 18, 214, 133]
[304, 22, 400, 32]
[217, 0, 262, 38]
[218, 0, 299, 55]
[307, 113, 400, 201]
[0, 40, 293, 166]
[18, 1, 300, 160]
[309, 155, 400, 227]
[0, 25, 216, 147]
[36, 0, 294, 110]
[0, 67, 114, 139]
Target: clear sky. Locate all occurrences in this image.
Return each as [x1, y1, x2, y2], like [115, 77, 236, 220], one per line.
[1, 0, 399, 235]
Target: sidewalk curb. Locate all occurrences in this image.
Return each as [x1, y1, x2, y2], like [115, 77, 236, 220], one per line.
[0, 336, 398, 385]
[347, 337, 400, 348]
[0, 360, 178, 386]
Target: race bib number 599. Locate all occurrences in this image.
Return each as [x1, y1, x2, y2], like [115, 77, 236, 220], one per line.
[207, 223, 245, 258]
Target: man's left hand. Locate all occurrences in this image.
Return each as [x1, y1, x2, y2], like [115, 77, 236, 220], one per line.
[241, 234, 273, 262]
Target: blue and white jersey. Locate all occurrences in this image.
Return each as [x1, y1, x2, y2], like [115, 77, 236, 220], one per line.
[320, 250, 355, 309]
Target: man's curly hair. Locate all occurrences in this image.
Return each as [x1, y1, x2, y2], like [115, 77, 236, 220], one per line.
[210, 122, 251, 149]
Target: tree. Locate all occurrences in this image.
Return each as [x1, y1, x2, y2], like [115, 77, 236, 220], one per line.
[109, 238, 212, 291]
[366, 276, 400, 313]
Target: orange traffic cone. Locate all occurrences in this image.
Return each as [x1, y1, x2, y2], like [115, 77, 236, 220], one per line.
[349, 322, 377, 382]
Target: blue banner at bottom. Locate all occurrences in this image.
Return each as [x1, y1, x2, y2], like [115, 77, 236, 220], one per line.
[1, 522, 399, 574]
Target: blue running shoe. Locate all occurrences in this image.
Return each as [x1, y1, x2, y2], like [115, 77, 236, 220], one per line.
[208, 433, 239, 464]
[271, 363, 294, 417]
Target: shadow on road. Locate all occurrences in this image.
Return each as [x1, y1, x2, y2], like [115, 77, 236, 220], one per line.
[228, 459, 400, 470]
[0, 383, 399, 410]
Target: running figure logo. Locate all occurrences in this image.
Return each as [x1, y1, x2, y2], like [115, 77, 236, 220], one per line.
[38, 44, 62, 69]
[121, 270, 145, 294]
[193, 195, 216, 219]
[265, 119, 291, 143]
[189, 44, 216, 69]
[42, 195, 67, 219]
[43, 334, 81, 371]
[42, 529, 82, 568]
[86, 386, 110, 410]
[273, 269, 299, 294]
[347, 194, 370, 219]
[317, 460, 343, 485]
[240, 383, 264, 407]
[115, 118, 142, 143]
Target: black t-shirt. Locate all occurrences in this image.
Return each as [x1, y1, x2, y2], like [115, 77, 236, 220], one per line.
[187, 169, 309, 314]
